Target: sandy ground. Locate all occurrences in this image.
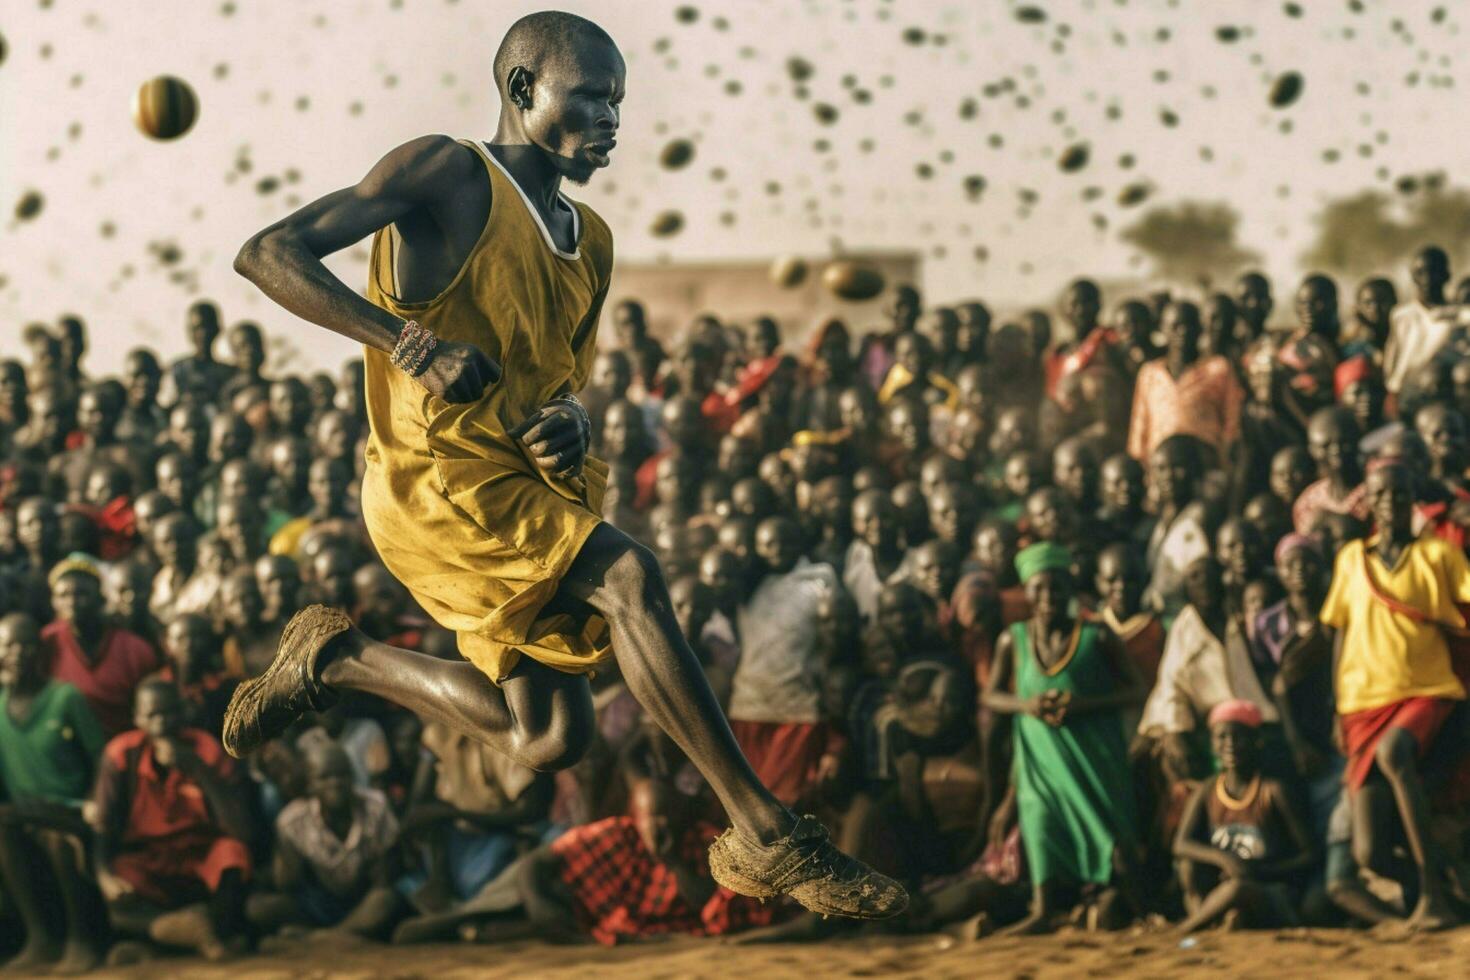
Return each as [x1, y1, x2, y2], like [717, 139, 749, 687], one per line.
[52, 924, 1470, 979]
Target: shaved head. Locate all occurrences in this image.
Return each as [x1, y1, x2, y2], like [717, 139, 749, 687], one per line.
[492, 10, 624, 185]
[493, 10, 616, 98]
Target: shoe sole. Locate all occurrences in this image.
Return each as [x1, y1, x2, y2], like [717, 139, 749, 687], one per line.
[222, 604, 349, 757]
[707, 829, 909, 919]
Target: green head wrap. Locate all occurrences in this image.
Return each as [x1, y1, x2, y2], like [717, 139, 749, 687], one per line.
[1014, 541, 1072, 584]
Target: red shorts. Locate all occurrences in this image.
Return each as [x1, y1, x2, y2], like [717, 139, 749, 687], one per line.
[1340, 697, 1457, 793]
[729, 720, 830, 806]
[110, 834, 251, 907]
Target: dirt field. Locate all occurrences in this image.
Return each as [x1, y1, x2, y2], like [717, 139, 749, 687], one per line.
[68, 923, 1470, 979]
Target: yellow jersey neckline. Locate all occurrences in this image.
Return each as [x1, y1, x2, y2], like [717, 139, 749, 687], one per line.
[472, 140, 582, 261]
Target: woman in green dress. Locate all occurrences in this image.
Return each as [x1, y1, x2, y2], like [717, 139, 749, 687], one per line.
[983, 542, 1145, 934]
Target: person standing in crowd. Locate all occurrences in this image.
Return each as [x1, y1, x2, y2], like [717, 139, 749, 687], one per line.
[983, 543, 1143, 935]
[1319, 457, 1470, 930]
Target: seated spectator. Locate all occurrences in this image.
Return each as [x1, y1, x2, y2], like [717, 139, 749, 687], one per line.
[0, 612, 107, 973]
[502, 776, 774, 946]
[217, 567, 275, 678]
[1174, 701, 1315, 932]
[104, 558, 159, 646]
[844, 489, 904, 623]
[43, 554, 158, 737]
[147, 511, 199, 624]
[153, 612, 235, 735]
[270, 457, 357, 559]
[253, 743, 404, 938]
[171, 532, 233, 619]
[398, 720, 553, 913]
[254, 553, 303, 637]
[295, 703, 394, 794]
[92, 680, 254, 961]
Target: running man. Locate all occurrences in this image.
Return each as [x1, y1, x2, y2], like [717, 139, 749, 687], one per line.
[223, 10, 904, 919]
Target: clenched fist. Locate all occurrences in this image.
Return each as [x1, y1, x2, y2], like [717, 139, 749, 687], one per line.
[416, 339, 502, 403]
[509, 402, 589, 480]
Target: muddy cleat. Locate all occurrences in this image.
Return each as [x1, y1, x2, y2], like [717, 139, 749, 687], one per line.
[707, 813, 909, 919]
[221, 604, 352, 758]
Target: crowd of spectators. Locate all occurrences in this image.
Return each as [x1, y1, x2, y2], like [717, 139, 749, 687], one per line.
[6, 245, 1470, 967]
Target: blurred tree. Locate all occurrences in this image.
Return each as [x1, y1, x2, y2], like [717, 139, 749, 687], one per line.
[1119, 201, 1260, 288]
[1301, 176, 1470, 279]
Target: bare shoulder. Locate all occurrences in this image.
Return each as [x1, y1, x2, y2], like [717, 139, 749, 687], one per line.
[358, 133, 482, 200]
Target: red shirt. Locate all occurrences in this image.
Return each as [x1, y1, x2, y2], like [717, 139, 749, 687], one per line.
[44, 620, 159, 737]
[94, 727, 238, 846]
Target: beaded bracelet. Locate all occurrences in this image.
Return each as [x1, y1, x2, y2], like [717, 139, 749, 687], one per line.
[390, 319, 438, 376]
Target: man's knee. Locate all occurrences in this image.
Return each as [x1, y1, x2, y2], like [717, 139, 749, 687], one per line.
[1374, 728, 1419, 777]
[509, 695, 596, 772]
[512, 727, 592, 772]
[599, 541, 665, 617]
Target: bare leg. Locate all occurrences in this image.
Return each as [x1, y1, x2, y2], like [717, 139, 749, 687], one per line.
[1374, 729, 1457, 929]
[1002, 883, 1057, 936]
[334, 887, 406, 939]
[320, 638, 594, 772]
[552, 525, 791, 842]
[1351, 783, 1415, 897]
[1182, 878, 1297, 932]
[240, 524, 899, 917]
[1327, 876, 1402, 926]
[0, 822, 62, 969]
[1179, 877, 1240, 932]
[245, 892, 304, 934]
[37, 830, 104, 975]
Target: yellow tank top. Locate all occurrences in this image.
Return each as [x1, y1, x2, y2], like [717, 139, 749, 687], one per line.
[361, 137, 613, 497]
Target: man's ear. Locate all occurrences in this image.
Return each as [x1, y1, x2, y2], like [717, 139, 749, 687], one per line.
[507, 66, 534, 110]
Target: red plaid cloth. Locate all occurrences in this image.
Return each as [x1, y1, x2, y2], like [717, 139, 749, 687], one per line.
[551, 816, 774, 945]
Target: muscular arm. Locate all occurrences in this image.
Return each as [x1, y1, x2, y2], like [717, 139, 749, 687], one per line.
[233, 134, 497, 402]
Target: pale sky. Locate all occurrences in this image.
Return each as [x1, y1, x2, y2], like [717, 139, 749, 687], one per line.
[2, 0, 1466, 374]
